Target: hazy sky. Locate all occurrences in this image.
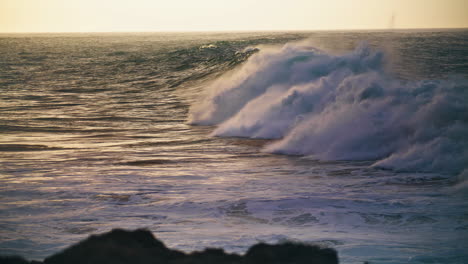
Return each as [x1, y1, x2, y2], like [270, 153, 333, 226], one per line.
[1, 0, 467, 32]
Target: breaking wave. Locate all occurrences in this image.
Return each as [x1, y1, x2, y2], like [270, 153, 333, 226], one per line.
[189, 41, 468, 176]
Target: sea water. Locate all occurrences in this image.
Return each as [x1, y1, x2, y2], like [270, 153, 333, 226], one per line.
[1, 30, 467, 263]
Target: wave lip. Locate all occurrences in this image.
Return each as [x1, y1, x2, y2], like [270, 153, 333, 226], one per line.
[190, 40, 468, 176]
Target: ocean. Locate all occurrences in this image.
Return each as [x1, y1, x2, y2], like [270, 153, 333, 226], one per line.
[0, 30, 467, 264]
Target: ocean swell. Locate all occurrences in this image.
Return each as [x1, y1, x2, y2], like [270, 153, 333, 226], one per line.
[189, 41, 468, 176]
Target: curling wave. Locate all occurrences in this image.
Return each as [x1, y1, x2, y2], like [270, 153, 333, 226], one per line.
[189, 41, 468, 176]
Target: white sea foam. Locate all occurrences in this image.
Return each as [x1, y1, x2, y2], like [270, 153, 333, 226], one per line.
[190, 41, 468, 176]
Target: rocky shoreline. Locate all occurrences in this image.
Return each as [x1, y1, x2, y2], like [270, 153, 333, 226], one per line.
[0, 229, 339, 264]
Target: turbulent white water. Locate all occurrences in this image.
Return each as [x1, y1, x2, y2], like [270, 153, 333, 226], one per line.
[190, 41, 468, 179]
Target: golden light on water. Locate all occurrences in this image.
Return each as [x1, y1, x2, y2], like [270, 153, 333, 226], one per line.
[1, 0, 467, 33]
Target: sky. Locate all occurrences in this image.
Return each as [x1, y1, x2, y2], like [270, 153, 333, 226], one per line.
[1, 0, 467, 33]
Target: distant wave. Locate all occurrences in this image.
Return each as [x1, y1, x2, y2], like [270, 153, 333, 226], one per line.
[189, 41, 468, 178]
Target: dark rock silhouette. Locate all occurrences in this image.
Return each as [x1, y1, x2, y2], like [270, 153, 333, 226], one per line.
[0, 256, 38, 264]
[0, 229, 338, 264]
[244, 242, 338, 264]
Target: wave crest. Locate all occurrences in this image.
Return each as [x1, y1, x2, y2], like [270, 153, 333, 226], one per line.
[189, 41, 468, 176]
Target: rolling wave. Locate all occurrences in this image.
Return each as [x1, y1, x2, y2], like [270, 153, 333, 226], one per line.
[190, 41, 468, 178]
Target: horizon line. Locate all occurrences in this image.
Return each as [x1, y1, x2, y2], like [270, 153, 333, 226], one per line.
[1, 26, 468, 34]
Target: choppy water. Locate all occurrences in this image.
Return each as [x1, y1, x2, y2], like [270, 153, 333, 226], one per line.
[1, 30, 467, 264]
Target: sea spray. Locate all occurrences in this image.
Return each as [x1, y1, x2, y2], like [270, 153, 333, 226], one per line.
[189, 41, 468, 177]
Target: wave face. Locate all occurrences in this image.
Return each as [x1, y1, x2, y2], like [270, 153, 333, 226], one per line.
[189, 41, 468, 176]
